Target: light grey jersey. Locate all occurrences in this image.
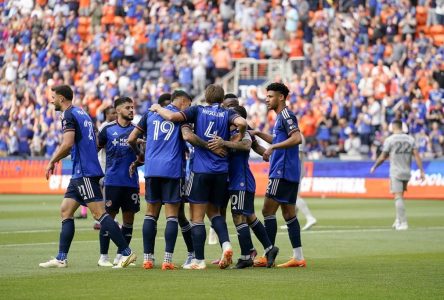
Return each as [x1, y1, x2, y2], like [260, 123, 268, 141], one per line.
[382, 133, 416, 180]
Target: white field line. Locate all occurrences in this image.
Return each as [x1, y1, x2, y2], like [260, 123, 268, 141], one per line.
[0, 226, 443, 248]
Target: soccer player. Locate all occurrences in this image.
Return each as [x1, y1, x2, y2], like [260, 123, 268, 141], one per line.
[208, 105, 279, 269]
[370, 119, 425, 230]
[150, 84, 247, 270]
[251, 82, 306, 268]
[128, 90, 192, 270]
[39, 85, 136, 268]
[96, 97, 140, 267]
[280, 134, 317, 231]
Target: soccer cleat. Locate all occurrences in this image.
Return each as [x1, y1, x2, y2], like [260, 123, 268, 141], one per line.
[211, 258, 221, 265]
[302, 218, 317, 231]
[119, 252, 137, 268]
[396, 222, 408, 231]
[39, 258, 67, 268]
[266, 246, 279, 268]
[250, 249, 258, 261]
[182, 255, 194, 268]
[93, 222, 101, 230]
[183, 259, 206, 270]
[161, 262, 176, 270]
[208, 227, 218, 245]
[253, 256, 267, 267]
[97, 257, 113, 267]
[392, 219, 400, 229]
[277, 258, 306, 268]
[233, 258, 254, 269]
[218, 249, 233, 269]
[143, 260, 154, 269]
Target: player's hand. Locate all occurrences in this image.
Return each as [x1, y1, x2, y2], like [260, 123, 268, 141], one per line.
[129, 162, 137, 178]
[263, 147, 273, 162]
[419, 170, 425, 181]
[208, 136, 224, 150]
[149, 104, 161, 112]
[212, 147, 228, 157]
[248, 130, 258, 137]
[45, 161, 56, 180]
[370, 166, 376, 174]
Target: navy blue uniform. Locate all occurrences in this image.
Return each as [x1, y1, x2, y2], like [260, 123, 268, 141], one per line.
[180, 104, 240, 205]
[62, 106, 103, 205]
[137, 104, 186, 203]
[98, 121, 140, 213]
[228, 131, 255, 216]
[265, 107, 300, 204]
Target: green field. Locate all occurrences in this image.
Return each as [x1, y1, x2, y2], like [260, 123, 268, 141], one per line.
[0, 195, 443, 299]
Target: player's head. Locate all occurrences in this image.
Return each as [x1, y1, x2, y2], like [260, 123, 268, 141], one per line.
[158, 93, 172, 107]
[390, 119, 403, 133]
[265, 82, 289, 111]
[114, 96, 134, 121]
[171, 90, 192, 111]
[50, 85, 73, 111]
[223, 93, 239, 108]
[103, 106, 117, 122]
[205, 84, 225, 104]
[232, 105, 247, 119]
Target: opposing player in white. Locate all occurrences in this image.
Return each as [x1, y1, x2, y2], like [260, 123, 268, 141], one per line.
[370, 120, 425, 230]
[280, 134, 317, 231]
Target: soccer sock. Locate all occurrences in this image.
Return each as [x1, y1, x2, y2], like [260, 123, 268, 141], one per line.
[286, 216, 302, 249]
[56, 218, 75, 261]
[117, 223, 133, 254]
[236, 223, 253, 257]
[210, 215, 230, 245]
[249, 218, 272, 252]
[293, 247, 304, 261]
[165, 217, 179, 254]
[81, 206, 87, 217]
[296, 197, 314, 220]
[264, 215, 277, 246]
[99, 226, 110, 255]
[179, 220, 194, 253]
[191, 222, 206, 260]
[98, 214, 131, 256]
[164, 252, 173, 263]
[143, 215, 157, 258]
[395, 196, 407, 223]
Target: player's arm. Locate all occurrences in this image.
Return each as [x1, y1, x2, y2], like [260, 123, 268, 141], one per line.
[208, 133, 252, 152]
[252, 139, 266, 156]
[231, 115, 247, 139]
[251, 130, 273, 144]
[263, 130, 302, 161]
[45, 131, 74, 180]
[412, 148, 426, 181]
[150, 104, 185, 122]
[370, 152, 389, 173]
[128, 127, 144, 157]
[182, 125, 227, 157]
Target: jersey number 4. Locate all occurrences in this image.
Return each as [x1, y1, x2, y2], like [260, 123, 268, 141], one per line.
[204, 121, 218, 138]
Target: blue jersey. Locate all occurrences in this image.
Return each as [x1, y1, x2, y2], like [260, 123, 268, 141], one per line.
[137, 104, 185, 178]
[98, 121, 139, 188]
[269, 107, 300, 182]
[61, 106, 103, 179]
[228, 131, 256, 193]
[180, 104, 240, 174]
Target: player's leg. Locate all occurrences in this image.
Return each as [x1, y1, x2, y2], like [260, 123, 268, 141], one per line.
[98, 186, 119, 267]
[143, 178, 162, 269]
[39, 197, 80, 268]
[296, 197, 317, 230]
[85, 177, 136, 268]
[391, 179, 408, 230]
[178, 202, 194, 266]
[207, 174, 233, 269]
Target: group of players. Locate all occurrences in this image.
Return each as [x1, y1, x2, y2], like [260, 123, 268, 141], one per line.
[39, 82, 307, 270]
[38, 81, 423, 270]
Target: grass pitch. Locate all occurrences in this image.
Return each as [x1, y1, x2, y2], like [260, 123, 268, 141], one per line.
[0, 195, 443, 299]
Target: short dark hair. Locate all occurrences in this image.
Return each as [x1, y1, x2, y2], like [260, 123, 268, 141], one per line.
[392, 119, 403, 129]
[205, 84, 225, 104]
[114, 96, 133, 108]
[232, 105, 247, 119]
[103, 106, 115, 117]
[171, 90, 191, 102]
[224, 93, 238, 99]
[266, 82, 289, 99]
[51, 85, 73, 101]
[157, 93, 172, 106]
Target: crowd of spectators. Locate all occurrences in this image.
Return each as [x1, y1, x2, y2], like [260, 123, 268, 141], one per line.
[0, 0, 443, 160]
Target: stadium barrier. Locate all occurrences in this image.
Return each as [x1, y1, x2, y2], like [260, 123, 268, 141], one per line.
[0, 159, 443, 199]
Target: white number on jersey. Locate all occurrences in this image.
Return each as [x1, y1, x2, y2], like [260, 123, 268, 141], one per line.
[153, 120, 174, 141]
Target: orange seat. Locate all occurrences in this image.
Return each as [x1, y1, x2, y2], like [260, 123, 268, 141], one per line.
[433, 34, 444, 46]
[429, 25, 444, 35]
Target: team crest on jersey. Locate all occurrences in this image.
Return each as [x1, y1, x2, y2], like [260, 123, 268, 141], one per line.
[105, 200, 112, 207]
[287, 119, 293, 125]
[240, 182, 245, 187]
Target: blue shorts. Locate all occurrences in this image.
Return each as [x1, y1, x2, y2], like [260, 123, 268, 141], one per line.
[265, 178, 299, 205]
[185, 172, 228, 207]
[64, 177, 103, 206]
[230, 190, 254, 216]
[145, 177, 182, 204]
[104, 186, 140, 213]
